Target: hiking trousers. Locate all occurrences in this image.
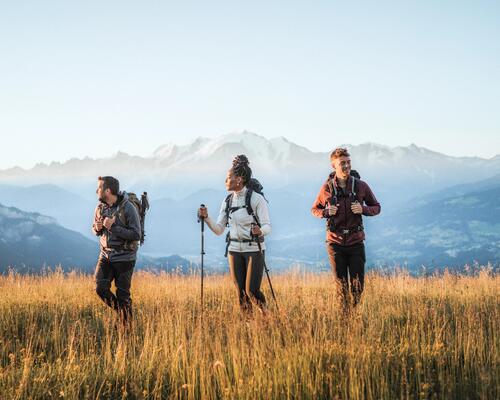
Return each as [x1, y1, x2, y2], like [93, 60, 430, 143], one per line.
[228, 251, 266, 310]
[326, 241, 365, 307]
[95, 257, 135, 322]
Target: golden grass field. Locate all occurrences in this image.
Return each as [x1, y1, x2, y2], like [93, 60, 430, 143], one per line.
[0, 269, 498, 399]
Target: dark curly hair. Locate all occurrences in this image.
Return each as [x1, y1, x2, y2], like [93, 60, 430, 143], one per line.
[231, 154, 252, 185]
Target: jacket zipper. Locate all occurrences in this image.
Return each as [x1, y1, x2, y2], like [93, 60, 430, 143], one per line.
[233, 195, 243, 252]
[343, 196, 347, 245]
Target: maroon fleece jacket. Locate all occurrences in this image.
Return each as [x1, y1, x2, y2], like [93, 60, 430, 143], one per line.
[311, 175, 381, 246]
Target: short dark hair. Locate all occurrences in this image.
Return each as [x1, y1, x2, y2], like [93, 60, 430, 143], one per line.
[231, 154, 252, 185]
[330, 147, 350, 160]
[98, 176, 119, 195]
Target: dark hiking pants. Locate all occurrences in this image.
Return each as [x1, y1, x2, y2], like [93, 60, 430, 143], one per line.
[95, 257, 135, 323]
[228, 251, 266, 311]
[326, 242, 366, 309]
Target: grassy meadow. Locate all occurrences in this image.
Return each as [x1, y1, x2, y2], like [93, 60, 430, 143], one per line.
[0, 269, 498, 399]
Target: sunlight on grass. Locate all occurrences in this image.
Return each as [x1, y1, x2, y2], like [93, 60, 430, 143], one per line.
[0, 269, 498, 399]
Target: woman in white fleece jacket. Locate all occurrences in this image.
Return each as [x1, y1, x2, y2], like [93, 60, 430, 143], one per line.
[198, 155, 271, 312]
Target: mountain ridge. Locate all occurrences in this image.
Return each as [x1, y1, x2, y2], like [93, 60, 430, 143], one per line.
[1, 131, 499, 206]
[2, 131, 498, 174]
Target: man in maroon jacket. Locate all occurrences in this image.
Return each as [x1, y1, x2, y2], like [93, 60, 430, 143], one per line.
[311, 147, 381, 310]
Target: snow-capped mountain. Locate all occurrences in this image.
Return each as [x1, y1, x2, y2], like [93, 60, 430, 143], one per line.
[1, 130, 499, 212]
[153, 132, 315, 171]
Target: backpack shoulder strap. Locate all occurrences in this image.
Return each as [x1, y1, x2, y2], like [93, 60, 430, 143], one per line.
[97, 203, 105, 219]
[245, 189, 261, 226]
[224, 193, 232, 227]
[328, 179, 338, 197]
[245, 189, 254, 215]
[327, 175, 338, 206]
[351, 177, 358, 201]
[116, 201, 128, 225]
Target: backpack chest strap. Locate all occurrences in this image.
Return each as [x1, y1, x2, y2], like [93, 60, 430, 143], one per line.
[228, 205, 246, 214]
[225, 189, 260, 226]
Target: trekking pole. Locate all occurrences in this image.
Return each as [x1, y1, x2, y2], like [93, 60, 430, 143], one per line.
[251, 223, 279, 311]
[197, 204, 206, 313]
[140, 192, 150, 245]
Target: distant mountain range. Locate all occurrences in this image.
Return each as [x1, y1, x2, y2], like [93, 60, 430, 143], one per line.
[369, 183, 500, 268]
[0, 184, 94, 236]
[0, 132, 498, 271]
[0, 203, 192, 273]
[365, 173, 498, 263]
[0, 203, 98, 272]
[1, 131, 499, 204]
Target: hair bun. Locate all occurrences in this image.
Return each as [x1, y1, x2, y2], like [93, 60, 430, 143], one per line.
[233, 154, 249, 167]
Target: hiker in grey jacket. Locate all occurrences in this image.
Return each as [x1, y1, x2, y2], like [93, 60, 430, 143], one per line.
[198, 155, 271, 312]
[92, 176, 141, 325]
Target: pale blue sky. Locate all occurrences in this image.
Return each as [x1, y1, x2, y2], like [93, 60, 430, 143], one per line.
[0, 1, 499, 169]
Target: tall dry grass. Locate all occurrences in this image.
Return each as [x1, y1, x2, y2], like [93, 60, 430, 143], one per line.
[0, 269, 498, 399]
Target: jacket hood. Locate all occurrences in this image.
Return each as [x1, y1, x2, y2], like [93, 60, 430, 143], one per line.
[119, 191, 129, 203]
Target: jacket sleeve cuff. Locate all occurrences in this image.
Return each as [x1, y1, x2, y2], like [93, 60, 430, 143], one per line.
[260, 224, 271, 236]
[362, 205, 378, 216]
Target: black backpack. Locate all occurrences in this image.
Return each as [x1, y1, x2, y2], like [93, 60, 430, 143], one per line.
[326, 170, 360, 206]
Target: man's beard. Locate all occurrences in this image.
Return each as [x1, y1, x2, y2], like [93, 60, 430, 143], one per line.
[98, 195, 106, 203]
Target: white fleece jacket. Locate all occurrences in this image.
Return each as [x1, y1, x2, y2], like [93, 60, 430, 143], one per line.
[205, 187, 271, 252]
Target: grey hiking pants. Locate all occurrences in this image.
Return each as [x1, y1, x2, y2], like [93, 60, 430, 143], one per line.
[228, 251, 266, 310]
[94, 257, 135, 322]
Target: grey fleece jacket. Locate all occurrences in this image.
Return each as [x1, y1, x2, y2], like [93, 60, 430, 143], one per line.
[92, 192, 141, 262]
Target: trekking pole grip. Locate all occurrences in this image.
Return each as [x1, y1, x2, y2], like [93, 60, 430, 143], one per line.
[198, 204, 206, 223]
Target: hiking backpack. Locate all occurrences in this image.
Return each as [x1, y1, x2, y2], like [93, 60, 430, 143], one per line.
[116, 191, 150, 247]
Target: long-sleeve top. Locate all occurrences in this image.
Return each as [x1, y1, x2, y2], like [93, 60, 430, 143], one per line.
[206, 186, 272, 252]
[311, 175, 381, 246]
[92, 192, 141, 262]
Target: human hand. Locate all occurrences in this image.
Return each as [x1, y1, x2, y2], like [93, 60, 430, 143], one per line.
[94, 220, 103, 231]
[251, 224, 262, 237]
[198, 206, 208, 219]
[326, 205, 338, 216]
[351, 201, 362, 214]
[103, 216, 116, 230]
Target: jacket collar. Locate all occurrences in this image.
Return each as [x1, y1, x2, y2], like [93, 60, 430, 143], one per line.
[233, 186, 248, 198]
[101, 192, 126, 209]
